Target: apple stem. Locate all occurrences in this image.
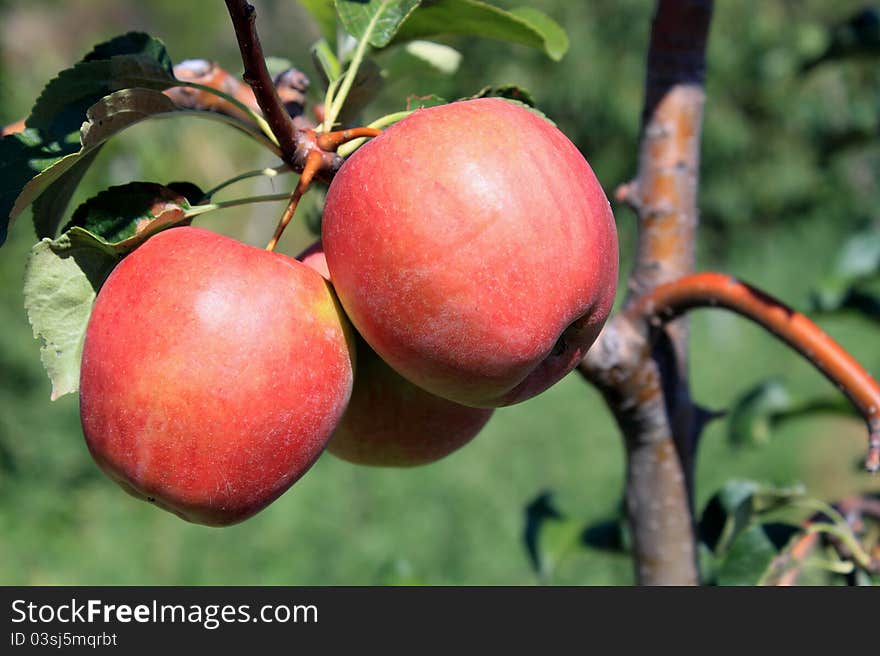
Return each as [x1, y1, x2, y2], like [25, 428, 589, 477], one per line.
[202, 165, 289, 201]
[184, 192, 293, 218]
[316, 127, 382, 152]
[265, 150, 323, 252]
[624, 272, 880, 473]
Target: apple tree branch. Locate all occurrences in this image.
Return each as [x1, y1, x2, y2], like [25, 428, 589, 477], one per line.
[580, 0, 713, 586]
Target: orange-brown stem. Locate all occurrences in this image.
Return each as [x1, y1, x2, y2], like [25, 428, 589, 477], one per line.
[771, 531, 821, 586]
[265, 149, 323, 252]
[627, 272, 880, 471]
[316, 128, 382, 152]
[2, 118, 24, 136]
[165, 59, 262, 122]
[770, 494, 880, 585]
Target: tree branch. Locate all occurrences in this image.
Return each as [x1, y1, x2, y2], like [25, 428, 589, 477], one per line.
[224, 0, 300, 165]
[627, 272, 880, 471]
[580, 0, 713, 586]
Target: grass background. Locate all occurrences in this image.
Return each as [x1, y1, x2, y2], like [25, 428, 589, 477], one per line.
[0, 0, 877, 585]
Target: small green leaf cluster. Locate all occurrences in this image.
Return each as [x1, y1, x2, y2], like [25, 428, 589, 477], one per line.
[524, 482, 880, 585]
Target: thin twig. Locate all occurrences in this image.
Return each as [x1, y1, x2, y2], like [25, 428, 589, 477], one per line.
[265, 150, 323, 252]
[224, 0, 299, 164]
[627, 272, 880, 471]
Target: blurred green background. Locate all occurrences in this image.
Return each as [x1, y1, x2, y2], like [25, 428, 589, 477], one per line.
[1, 0, 878, 585]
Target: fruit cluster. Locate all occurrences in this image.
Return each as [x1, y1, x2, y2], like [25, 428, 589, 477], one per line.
[79, 98, 619, 526]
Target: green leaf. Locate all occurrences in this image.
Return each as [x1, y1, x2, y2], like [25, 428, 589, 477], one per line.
[165, 182, 206, 206]
[32, 149, 104, 240]
[27, 37, 175, 136]
[832, 230, 880, 279]
[82, 32, 173, 70]
[727, 378, 793, 446]
[337, 58, 385, 125]
[23, 180, 193, 399]
[464, 84, 536, 107]
[506, 6, 569, 60]
[27, 57, 176, 135]
[812, 231, 880, 312]
[311, 39, 343, 88]
[802, 7, 880, 71]
[854, 569, 880, 586]
[394, 0, 569, 61]
[459, 85, 555, 126]
[523, 492, 586, 583]
[23, 231, 119, 400]
[0, 32, 176, 247]
[727, 378, 858, 447]
[336, 0, 423, 48]
[1, 129, 80, 246]
[9, 89, 180, 232]
[63, 182, 191, 248]
[699, 479, 805, 556]
[299, 0, 339, 48]
[715, 523, 793, 585]
[581, 516, 630, 554]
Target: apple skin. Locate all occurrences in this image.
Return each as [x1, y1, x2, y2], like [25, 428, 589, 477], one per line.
[299, 242, 493, 466]
[322, 97, 618, 408]
[79, 226, 354, 526]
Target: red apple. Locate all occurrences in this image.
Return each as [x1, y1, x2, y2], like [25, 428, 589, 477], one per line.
[299, 242, 493, 466]
[322, 97, 618, 408]
[79, 226, 354, 526]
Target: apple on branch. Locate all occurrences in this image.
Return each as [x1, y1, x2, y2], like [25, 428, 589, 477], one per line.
[322, 98, 619, 408]
[79, 226, 355, 526]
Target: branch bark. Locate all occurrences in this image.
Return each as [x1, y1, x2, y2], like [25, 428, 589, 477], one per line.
[580, 0, 714, 585]
[224, 0, 299, 164]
